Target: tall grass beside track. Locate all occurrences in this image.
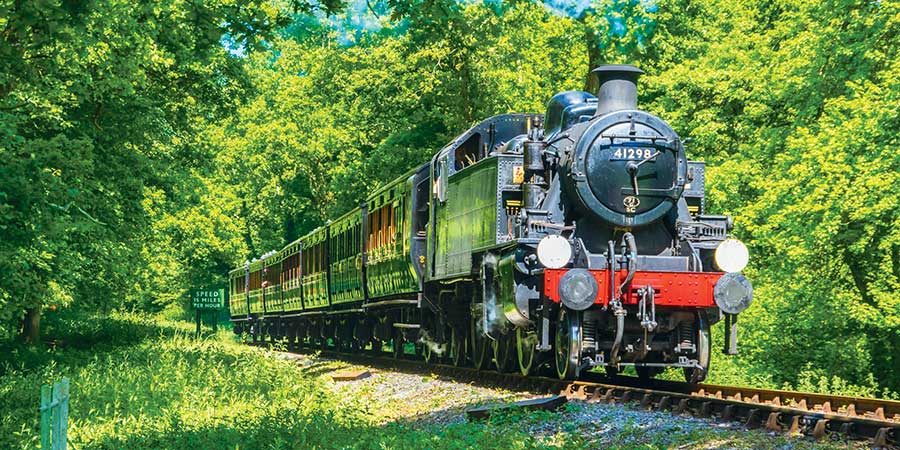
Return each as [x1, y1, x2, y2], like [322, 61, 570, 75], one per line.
[0, 311, 588, 449]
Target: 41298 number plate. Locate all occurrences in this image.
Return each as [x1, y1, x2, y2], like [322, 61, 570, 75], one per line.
[609, 147, 656, 161]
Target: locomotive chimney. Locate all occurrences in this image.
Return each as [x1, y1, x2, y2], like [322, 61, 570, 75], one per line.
[592, 64, 644, 116]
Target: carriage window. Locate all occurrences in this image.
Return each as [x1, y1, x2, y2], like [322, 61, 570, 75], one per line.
[335, 231, 341, 261]
[313, 244, 319, 272]
[249, 271, 260, 290]
[316, 243, 321, 271]
[368, 210, 378, 252]
[388, 203, 396, 246]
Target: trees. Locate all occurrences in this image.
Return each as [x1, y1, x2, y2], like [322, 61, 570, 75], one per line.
[2, 0, 897, 395]
[644, 0, 900, 393]
[203, 0, 589, 252]
[0, 0, 290, 342]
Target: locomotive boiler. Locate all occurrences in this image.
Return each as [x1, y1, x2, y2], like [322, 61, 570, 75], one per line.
[228, 64, 753, 382]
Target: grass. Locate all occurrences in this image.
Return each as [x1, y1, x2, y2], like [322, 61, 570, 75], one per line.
[0, 311, 869, 449]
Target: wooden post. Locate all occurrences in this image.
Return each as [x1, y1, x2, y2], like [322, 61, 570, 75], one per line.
[40, 384, 51, 449]
[62, 378, 69, 449]
[40, 378, 69, 450]
[54, 378, 69, 450]
[195, 309, 202, 338]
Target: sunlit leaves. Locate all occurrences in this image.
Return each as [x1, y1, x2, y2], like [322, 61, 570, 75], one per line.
[645, 0, 900, 391]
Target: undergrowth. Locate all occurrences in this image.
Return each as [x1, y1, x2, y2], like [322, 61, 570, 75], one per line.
[0, 312, 585, 449]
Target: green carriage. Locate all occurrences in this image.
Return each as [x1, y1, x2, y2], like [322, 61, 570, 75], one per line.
[228, 265, 248, 319]
[301, 227, 330, 310]
[280, 239, 302, 313]
[329, 208, 364, 305]
[247, 259, 264, 316]
[365, 169, 421, 300]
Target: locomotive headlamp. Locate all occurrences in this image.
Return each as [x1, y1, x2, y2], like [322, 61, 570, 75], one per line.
[537, 235, 572, 269]
[714, 238, 749, 273]
[714, 272, 753, 314]
[558, 269, 598, 311]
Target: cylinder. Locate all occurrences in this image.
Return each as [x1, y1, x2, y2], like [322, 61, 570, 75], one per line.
[523, 138, 547, 209]
[523, 183, 545, 209]
[523, 141, 545, 171]
[592, 64, 644, 116]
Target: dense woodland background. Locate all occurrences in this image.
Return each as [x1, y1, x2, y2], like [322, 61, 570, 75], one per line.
[1, 0, 898, 396]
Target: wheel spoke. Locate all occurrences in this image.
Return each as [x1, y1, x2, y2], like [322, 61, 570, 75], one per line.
[517, 328, 537, 376]
[451, 326, 466, 367]
[555, 308, 582, 380]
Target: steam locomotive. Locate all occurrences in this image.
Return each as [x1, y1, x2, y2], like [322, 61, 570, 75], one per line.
[228, 64, 753, 382]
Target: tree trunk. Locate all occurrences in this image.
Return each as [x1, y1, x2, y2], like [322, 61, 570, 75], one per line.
[583, 24, 603, 93]
[21, 306, 41, 344]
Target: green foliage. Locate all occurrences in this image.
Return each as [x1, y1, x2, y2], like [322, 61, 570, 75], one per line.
[207, 0, 588, 252]
[2, 0, 898, 398]
[0, 0, 286, 336]
[642, 0, 900, 394]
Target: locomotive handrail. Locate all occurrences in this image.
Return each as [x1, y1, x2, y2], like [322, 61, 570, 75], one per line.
[598, 134, 679, 147]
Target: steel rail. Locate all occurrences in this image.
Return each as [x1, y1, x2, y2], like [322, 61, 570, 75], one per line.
[257, 342, 899, 446]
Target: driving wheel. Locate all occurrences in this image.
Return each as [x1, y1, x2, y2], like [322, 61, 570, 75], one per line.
[555, 307, 582, 380]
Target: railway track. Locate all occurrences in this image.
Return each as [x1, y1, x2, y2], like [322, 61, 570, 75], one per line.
[264, 342, 899, 447]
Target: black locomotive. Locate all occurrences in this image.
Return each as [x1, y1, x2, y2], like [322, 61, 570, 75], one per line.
[228, 64, 753, 382]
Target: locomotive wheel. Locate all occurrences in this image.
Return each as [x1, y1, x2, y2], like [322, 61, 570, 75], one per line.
[423, 339, 435, 364]
[450, 326, 466, 367]
[683, 314, 711, 384]
[492, 333, 516, 373]
[516, 328, 538, 376]
[555, 308, 582, 380]
[422, 318, 442, 364]
[470, 314, 490, 370]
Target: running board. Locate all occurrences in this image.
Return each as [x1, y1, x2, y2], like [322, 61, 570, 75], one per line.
[364, 299, 418, 309]
[327, 309, 365, 315]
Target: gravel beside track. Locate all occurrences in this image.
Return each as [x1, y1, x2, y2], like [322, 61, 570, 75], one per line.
[268, 350, 870, 449]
